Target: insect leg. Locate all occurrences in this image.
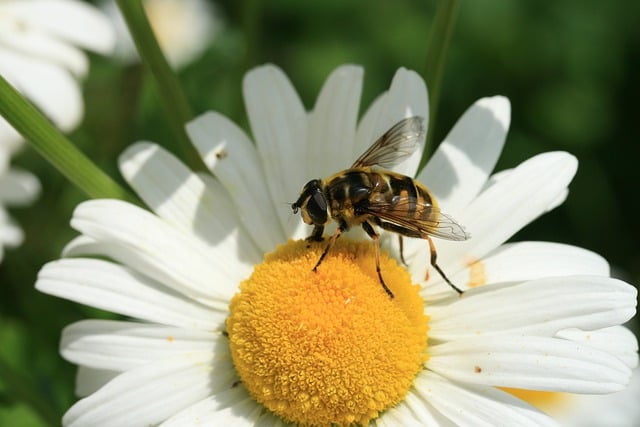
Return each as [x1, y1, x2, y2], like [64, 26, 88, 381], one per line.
[306, 225, 325, 242]
[362, 222, 394, 299]
[427, 235, 464, 295]
[398, 235, 407, 265]
[312, 226, 342, 272]
[377, 220, 420, 266]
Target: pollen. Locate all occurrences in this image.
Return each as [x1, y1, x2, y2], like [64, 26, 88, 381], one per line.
[227, 239, 429, 426]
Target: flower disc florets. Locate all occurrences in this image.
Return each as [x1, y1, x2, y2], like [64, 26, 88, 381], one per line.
[227, 239, 429, 426]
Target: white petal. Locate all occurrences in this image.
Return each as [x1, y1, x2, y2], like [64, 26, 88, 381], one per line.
[0, 49, 83, 132]
[0, 24, 88, 76]
[2, 0, 115, 54]
[199, 172, 270, 262]
[414, 371, 559, 427]
[0, 144, 10, 174]
[557, 367, 640, 427]
[354, 67, 428, 177]
[306, 65, 363, 178]
[0, 119, 23, 151]
[483, 168, 570, 215]
[376, 388, 454, 427]
[243, 64, 307, 238]
[61, 319, 222, 371]
[143, 0, 219, 69]
[187, 111, 286, 252]
[427, 335, 632, 393]
[99, 0, 137, 64]
[160, 389, 263, 427]
[70, 199, 244, 304]
[416, 152, 578, 277]
[557, 326, 639, 369]
[418, 96, 510, 216]
[430, 241, 611, 298]
[118, 142, 262, 264]
[0, 207, 23, 248]
[0, 167, 40, 206]
[353, 92, 385, 160]
[479, 241, 607, 281]
[36, 258, 225, 329]
[0, 205, 24, 247]
[428, 276, 636, 341]
[373, 404, 422, 427]
[75, 366, 119, 397]
[62, 354, 235, 427]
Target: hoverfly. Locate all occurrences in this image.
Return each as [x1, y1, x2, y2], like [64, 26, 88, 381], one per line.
[291, 116, 469, 299]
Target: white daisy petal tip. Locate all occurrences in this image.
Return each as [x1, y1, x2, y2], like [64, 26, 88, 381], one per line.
[475, 95, 511, 129]
[117, 141, 161, 177]
[330, 63, 364, 79]
[306, 63, 364, 176]
[242, 62, 287, 92]
[373, 67, 427, 177]
[540, 150, 579, 176]
[389, 66, 429, 119]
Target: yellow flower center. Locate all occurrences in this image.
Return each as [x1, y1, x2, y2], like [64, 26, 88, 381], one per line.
[227, 239, 429, 426]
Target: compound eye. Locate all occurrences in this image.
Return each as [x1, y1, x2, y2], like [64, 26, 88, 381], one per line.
[307, 191, 328, 224]
[312, 192, 327, 211]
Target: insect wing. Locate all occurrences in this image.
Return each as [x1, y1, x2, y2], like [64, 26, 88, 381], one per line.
[365, 200, 469, 241]
[351, 116, 425, 169]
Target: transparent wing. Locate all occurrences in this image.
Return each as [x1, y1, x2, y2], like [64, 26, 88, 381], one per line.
[365, 199, 469, 241]
[351, 116, 425, 169]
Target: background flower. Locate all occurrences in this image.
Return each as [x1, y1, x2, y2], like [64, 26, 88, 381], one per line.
[101, 0, 221, 69]
[0, 0, 115, 148]
[0, 0, 113, 265]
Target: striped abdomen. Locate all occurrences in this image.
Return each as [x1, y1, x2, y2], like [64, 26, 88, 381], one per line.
[323, 169, 437, 227]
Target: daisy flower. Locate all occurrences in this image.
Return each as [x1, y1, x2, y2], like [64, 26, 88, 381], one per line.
[36, 65, 638, 426]
[101, 0, 220, 69]
[0, 0, 115, 148]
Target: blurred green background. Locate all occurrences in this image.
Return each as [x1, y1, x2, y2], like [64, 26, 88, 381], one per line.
[1, 0, 638, 424]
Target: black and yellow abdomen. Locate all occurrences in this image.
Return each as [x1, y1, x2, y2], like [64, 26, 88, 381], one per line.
[323, 169, 437, 228]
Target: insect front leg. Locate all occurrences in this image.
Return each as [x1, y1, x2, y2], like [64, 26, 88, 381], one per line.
[312, 225, 343, 272]
[362, 221, 394, 299]
[426, 235, 464, 295]
[306, 225, 325, 242]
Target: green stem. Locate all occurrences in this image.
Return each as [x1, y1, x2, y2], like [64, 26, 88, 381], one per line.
[421, 0, 460, 168]
[116, 0, 206, 171]
[0, 75, 138, 203]
[0, 356, 60, 426]
[242, 0, 261, 74]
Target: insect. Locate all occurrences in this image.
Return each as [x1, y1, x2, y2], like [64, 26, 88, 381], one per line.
[291, 116, 469, 299]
